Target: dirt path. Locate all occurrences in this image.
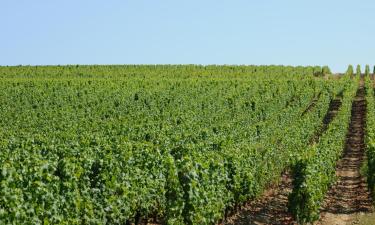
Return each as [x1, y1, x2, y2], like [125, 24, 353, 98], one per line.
[317, 78, 374, 225]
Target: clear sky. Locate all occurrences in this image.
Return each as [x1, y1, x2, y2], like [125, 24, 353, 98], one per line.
[1, 0, 375, 72]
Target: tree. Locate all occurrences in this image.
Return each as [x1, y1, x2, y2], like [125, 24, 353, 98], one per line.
[365, 65, 370, 76]
[346, 65, 354, 77]
[313, 66, 323, 76]
[356, 65, 361, 76]
[322, 66, 332, 75]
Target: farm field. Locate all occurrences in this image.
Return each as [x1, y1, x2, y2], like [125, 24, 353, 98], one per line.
[0, 65, 374, 225]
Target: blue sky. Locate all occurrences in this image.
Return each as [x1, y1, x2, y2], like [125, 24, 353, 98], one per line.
[1, 0, 375, 72]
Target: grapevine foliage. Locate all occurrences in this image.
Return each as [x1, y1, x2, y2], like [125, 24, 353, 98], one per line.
[0, 65, 353, 224]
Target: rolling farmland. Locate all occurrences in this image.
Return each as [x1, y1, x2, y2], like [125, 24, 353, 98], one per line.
[0, 65, 374, 225]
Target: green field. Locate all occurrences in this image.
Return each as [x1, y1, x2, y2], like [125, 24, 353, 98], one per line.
[0, 65, 374, 224]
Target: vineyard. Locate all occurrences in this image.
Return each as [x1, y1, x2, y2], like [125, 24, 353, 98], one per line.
[0, 65, 374, 224]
